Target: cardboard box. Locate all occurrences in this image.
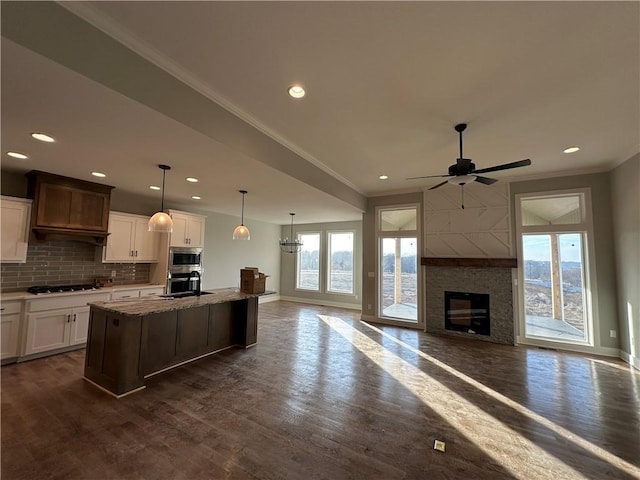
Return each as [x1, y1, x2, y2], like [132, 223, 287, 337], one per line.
[240, 267, 268, 293]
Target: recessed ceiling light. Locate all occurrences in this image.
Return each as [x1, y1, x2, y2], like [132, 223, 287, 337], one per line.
[288, 85, 305, 98]
[7, 151, 28, 159]
[191, 196, 201, 200]
[563, 146, 580, 154]
[149, 185, 161, 191]
[186, 177, 199, 183]
[31, 132, 55, 143]
[91, 171, 106, 178]
[379, 175, 389, 180]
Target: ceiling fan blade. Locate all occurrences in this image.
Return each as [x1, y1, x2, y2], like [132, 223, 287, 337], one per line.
[473, 158, 531, 174]
[428, 180, 449, 190]
[474, 175, 498, 185]
[407, 174, 451, 180]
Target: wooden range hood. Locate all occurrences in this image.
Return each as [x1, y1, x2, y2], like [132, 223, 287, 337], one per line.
[26, 170, 114, 246]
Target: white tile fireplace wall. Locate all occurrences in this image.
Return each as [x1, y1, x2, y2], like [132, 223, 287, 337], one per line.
[424, 266, 515, 345]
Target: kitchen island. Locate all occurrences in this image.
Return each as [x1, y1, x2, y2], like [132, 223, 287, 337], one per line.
[83, 288, 269, 397]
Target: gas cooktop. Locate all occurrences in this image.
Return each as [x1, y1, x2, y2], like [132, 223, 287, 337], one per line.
[27, 284, 100, 295]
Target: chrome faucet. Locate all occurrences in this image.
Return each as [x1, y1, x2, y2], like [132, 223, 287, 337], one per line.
[190, 270, 202, 296]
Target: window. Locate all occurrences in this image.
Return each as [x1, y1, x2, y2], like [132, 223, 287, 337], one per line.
[327, 231, 354, 294]
[516, 190, 594, 347]
[296, 232, 320, 291]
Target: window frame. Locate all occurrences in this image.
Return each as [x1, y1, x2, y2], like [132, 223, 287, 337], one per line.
[295, 231, 322, 292]
[326, 229, 355, 295]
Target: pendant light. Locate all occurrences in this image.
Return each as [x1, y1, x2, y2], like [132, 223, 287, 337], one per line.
[232, 190, 250, 240]
[280, 213, 303, 253]
[148, 164, 174, 232]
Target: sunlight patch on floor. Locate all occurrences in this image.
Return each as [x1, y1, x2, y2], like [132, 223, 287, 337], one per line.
[318, 315, 638, 479]
[358, 320, 640, 478]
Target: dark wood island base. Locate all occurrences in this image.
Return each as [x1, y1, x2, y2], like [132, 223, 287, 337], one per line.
[83, 289, 266, 397]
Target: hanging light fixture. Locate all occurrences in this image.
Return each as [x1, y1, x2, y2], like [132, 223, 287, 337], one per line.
[148, 164, 174, 232]
[232, 190, 250, 240]
[280, 213, 303, 253]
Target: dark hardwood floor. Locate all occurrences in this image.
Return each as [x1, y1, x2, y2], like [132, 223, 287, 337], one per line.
[2, 301, 639, 479]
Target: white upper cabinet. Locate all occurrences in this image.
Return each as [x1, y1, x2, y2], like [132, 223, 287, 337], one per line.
[0, 196, 32, 263]
[103, 212, 160, 263]
[169, 210, 205, 248]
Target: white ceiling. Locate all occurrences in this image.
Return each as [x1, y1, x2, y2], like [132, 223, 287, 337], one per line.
[2, 1, 638, 225]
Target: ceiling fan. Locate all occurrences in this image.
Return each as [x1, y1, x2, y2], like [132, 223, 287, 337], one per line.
[407, 123, 532, 191]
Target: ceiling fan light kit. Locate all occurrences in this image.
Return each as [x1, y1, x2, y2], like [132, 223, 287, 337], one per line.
[447, 174, 476, 186]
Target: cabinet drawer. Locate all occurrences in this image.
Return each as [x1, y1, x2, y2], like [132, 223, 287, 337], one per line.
[139, 287, 164, 297]
[26, 293, 110, 312]
[0, 301, 22, 315]
[111, 290, 140, 300]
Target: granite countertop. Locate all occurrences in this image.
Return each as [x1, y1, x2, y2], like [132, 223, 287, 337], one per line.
[89, 288, 275, 316]
[0, 283, 165, 301]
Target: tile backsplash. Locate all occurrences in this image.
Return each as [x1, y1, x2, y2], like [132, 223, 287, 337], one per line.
[1, 241, 150, 292]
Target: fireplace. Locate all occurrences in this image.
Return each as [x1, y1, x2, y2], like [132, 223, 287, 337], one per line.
[445, 291, 490, 336]
[424, 264, 514, 345]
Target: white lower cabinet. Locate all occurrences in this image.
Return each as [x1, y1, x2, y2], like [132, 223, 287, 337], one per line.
[23, 293, 109, 356]
[1, 301, 22, 360]
[24, 307, 88, 354]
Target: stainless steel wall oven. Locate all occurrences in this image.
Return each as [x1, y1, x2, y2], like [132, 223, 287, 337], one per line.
[167, 247, 203, 294]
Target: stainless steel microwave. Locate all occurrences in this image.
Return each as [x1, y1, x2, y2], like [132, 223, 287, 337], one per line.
[168, 247, 203, 271]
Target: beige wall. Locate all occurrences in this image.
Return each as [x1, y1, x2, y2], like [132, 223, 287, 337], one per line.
[198, 209, 281, 293]
[279, 220, 362, 309]
[610, 154, 640, 368]
[510, 172, 619, 351]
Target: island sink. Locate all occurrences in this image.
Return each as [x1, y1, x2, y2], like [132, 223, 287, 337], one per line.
[159, 291, 214, 299]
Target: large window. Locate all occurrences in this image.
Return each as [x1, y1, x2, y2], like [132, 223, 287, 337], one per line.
[296, 232, 320, 291]
[327, 231, 354, 294]
[516, 190, 594, 347]
[377, 206, 419, 323]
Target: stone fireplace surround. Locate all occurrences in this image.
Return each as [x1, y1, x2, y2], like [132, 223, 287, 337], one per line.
[423, 258, 515, 345]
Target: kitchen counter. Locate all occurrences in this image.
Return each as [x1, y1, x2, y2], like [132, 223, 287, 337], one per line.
[84, 288, 271, 397]
[0, 283, 165, 301]
[89, 288, 271, 316]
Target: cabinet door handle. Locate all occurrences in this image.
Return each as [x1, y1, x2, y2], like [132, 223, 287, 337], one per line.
[73, 314, 77, 322]
[67, 314, 71, 323]
[131, 250, 134, 257]
[120, 295, 131, 299]
[0, 308, 5, 311]
[135, 250, 138, 257]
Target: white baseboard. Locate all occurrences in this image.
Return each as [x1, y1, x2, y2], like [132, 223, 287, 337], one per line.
[516, 336, 621, 357]
[258, 294, 281, 304]
[279, 296, 361, 311]
[360, 314, 424, 330]
[619, 350, 640, 371]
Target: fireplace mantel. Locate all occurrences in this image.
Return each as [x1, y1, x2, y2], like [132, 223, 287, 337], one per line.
[421, 257, 518, 268]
